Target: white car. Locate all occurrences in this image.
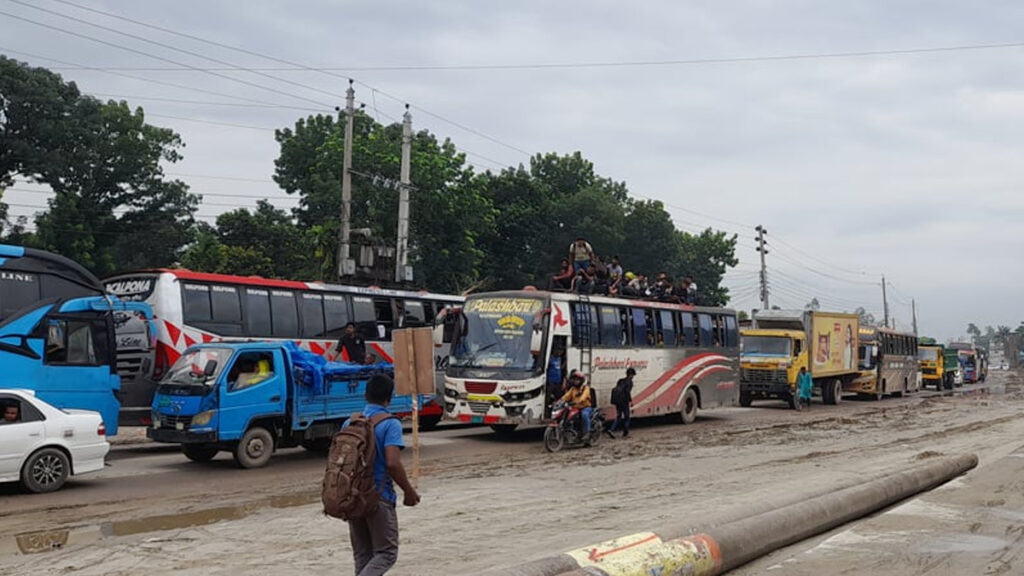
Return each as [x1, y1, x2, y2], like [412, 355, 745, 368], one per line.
[0, 389, 110, 493]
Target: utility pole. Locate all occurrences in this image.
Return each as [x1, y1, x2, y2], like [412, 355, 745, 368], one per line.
[337, 80, 356, 279]
[395, 104, 412, 284]
[881, 274, 890, 329]
[755, 225, 769, 310]
[911, 299, 918, 335]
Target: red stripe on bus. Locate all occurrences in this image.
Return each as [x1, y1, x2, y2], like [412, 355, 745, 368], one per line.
[164, 321, 181, 346]
[629, 353, 719, 405]
[371, 343, 393, 363]
[159, 269, 311, 290]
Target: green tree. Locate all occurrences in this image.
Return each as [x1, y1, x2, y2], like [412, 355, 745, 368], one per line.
[854, 307, 877, 326]
[805, 298, 821, 311]
[676, 229, 738, 307]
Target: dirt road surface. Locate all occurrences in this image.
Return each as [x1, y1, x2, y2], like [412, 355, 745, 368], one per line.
[2, 372, 1022, 576]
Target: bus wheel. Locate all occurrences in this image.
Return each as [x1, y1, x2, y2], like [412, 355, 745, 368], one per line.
[182, 444, 219, 462]
[543, 427, 564, 453]
[234, 427, 274, 469]
[419, 415, 442, 431]
[739, 390, 752, 408]
[490, 424, 518, 435]
[679, 388, 698, 425]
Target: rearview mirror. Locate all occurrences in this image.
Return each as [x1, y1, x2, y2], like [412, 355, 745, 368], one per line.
[530, 325, 544, 355]
[203, 360, 218, 377]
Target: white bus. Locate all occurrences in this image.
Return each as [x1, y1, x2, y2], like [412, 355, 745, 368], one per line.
[104, 269, 462, 428]
[440, 290, 740, 430]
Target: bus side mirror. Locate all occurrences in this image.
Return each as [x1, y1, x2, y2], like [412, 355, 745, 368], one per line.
[432, 324, 444, 347]
[530, 325, 543, 355]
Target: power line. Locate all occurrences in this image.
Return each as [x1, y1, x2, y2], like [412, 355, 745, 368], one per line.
[0, 7, 335, 108]
[38, 39, 1024, 72]
[88, 93, 324, 113]
[146, 113, 279, 132]
[768, 233, 875, 277]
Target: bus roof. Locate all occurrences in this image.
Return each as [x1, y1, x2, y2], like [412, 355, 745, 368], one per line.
[105, 269, 462, 301]
[463, 289, 736, 315]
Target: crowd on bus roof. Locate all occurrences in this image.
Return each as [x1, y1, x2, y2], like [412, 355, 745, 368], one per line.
[550, 237, 699, 305]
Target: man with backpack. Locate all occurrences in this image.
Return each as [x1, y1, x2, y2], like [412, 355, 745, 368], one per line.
[324, 374, 420, 576]
[609, 367, 635, 438]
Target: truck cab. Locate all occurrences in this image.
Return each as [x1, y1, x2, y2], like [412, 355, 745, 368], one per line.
[148, 342, 429, 468]
[739, 328, 807, 407]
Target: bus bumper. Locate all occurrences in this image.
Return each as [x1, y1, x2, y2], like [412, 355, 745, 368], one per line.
[147, 428, 218, 444]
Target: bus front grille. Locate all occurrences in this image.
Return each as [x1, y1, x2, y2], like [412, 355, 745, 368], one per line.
[467, 401, 492, 414]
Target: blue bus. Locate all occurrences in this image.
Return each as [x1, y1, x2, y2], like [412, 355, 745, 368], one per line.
[0, 245, 155, 434]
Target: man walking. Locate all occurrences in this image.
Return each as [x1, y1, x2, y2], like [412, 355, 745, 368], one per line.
[609, 367, 635, 438]
[347, 374, 420, 575]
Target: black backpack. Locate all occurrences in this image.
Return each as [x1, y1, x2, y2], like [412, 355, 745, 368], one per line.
[611, 381, 626, 406]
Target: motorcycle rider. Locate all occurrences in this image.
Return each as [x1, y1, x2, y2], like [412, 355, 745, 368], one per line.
[559, 370, 594, 444]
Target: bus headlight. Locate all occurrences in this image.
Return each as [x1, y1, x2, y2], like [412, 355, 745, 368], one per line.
[192, 410, 216, 427]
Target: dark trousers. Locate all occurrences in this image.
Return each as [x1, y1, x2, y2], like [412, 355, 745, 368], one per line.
[348, 501, 399, 576]
[609, 404, 631, 434]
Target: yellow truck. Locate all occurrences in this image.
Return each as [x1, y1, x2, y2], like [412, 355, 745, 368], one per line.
[739, 310, 860, 408]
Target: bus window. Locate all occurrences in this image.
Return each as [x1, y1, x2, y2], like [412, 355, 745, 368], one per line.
[244, 288, 271, 336]
[183, 284, 212, 323]
[571, 304, 598, 346]
[301, 293, 326, 338]
[40, 276, 87, 301]
[44, 318, 109, 366]
[631, 308, 648, 347]
[210, 285, 243, 336]
[374, 298, 395, 337]
[681, 313, 696, 347]
[323, 294, 350, 339]
[403, 300, 427, 327]
[352, 297, 378, 340]
[599, 306, 621, 347]
[657, 311, 677, 346]
[0, 273, 40, 318]
[698, 314, 713, 347]
[619, 308, 632, 346]
[725, 315, 739, 347]
[270, 291, 299, 338]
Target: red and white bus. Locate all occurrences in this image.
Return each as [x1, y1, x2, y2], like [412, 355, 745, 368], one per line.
[440, 290, 740, 430]
[104, 269, 462, 428]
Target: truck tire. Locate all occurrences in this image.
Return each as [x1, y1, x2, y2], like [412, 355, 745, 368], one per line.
[679, 388, 698, 425]
[822, 380, 842, 405]
[182, 444, 219, 462]
[233, 427, 274, 469]
[786, 394, 797, 410]
[739, 389, 752, 407]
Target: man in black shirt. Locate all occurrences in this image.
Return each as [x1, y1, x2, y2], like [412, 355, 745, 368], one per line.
[334, 322, 368, 364]
[609, 367, 635, 438]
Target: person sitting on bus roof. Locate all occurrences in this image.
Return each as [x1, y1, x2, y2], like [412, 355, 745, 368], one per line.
[571, 264, 595, 295]
[683, 276, 698, 305]
[333, 322, 368, 364]
[560, 371, 594, 444]
[569, 237, 595, 274]
[550, 258, 573, 291]
[591, 257, 610, 295]
[608, 256, 623, 284]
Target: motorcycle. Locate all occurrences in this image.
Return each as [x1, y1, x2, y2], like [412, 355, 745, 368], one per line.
[544, 401, 605, 452]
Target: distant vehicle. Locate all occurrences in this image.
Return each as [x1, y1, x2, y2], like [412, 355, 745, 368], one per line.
[918, 338, 959, 390]
[740, 310, 859, 408]
[147, 341, 433, 468]
[0, 389, 109, 493]
[848, 327, 920, 400]
[105, 269, 461, 429]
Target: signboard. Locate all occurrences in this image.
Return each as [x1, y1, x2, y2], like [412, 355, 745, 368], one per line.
[393, 327, 435, 396]
[811, 314, 858, 376]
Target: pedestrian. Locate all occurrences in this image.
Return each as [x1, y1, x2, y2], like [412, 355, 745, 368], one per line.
[346, 374, 420, 575]
[609, 367, 635, 438]
[334, 322, 368, 364]
[797, 366, 813, 411]
[568, 237, 595, 273]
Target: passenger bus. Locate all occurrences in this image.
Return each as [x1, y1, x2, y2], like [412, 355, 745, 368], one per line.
[103, 269, 462, 428]
[848, 327, 921, 399]
[0, 244, 154, 434]
[439, 290, 740, 430]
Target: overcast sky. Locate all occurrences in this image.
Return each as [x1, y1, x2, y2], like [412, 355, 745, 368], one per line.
[3, 0, 1023, 341]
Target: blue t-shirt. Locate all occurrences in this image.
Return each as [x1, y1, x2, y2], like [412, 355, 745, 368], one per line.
[348, 403, 405, 504]
[547, 356, 564, 385]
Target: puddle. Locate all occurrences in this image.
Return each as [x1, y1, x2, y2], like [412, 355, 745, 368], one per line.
[6, 492, 318, 556]
[916, 533, 1007, 553]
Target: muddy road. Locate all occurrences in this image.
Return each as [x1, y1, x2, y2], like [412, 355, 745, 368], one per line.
[2, 373, 1021, 575]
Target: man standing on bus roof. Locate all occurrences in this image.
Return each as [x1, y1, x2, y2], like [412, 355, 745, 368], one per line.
[334, 322, 368, 364]
[569, 237, 594, 274]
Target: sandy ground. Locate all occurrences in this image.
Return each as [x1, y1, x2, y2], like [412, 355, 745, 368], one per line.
[3, 371, 1023, 576]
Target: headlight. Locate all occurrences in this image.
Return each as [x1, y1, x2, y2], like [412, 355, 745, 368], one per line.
[191, 410, 216, 426]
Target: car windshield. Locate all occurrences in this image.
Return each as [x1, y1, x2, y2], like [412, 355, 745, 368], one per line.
[919, 348, 938, 361]
[741, 336, 791, 356]
[450, 296, 544, 371]
[162, 348, 232, 387]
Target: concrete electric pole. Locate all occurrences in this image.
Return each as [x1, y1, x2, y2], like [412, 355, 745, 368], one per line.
[756, 225, 769, 310]
[337, 80, 356, 279]
[395, 104, 412, 284]
[881, 274, 890, 329]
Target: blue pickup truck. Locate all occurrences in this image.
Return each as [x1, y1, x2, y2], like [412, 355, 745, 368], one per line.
[147, 341, 434, 468]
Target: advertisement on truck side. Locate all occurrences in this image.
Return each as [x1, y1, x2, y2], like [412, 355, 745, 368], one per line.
[810, 313, 858, 377]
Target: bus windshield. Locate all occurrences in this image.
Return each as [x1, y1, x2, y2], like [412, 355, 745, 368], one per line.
[741, 336, 791, 356]
[450, 296, 544, 372]
[919, 348, 938, 361]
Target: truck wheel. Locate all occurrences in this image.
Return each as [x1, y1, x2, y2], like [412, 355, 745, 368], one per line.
[821, 380, 834, 404]
[739, 390, 752, 407]
[830, 380, 843, 405]
[786, 394, 797, 410]
[679, 388, 698, 425]
[233, 427, 274, 469]
[182, 444, 219, 462]
[21, 447, 70, 494]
